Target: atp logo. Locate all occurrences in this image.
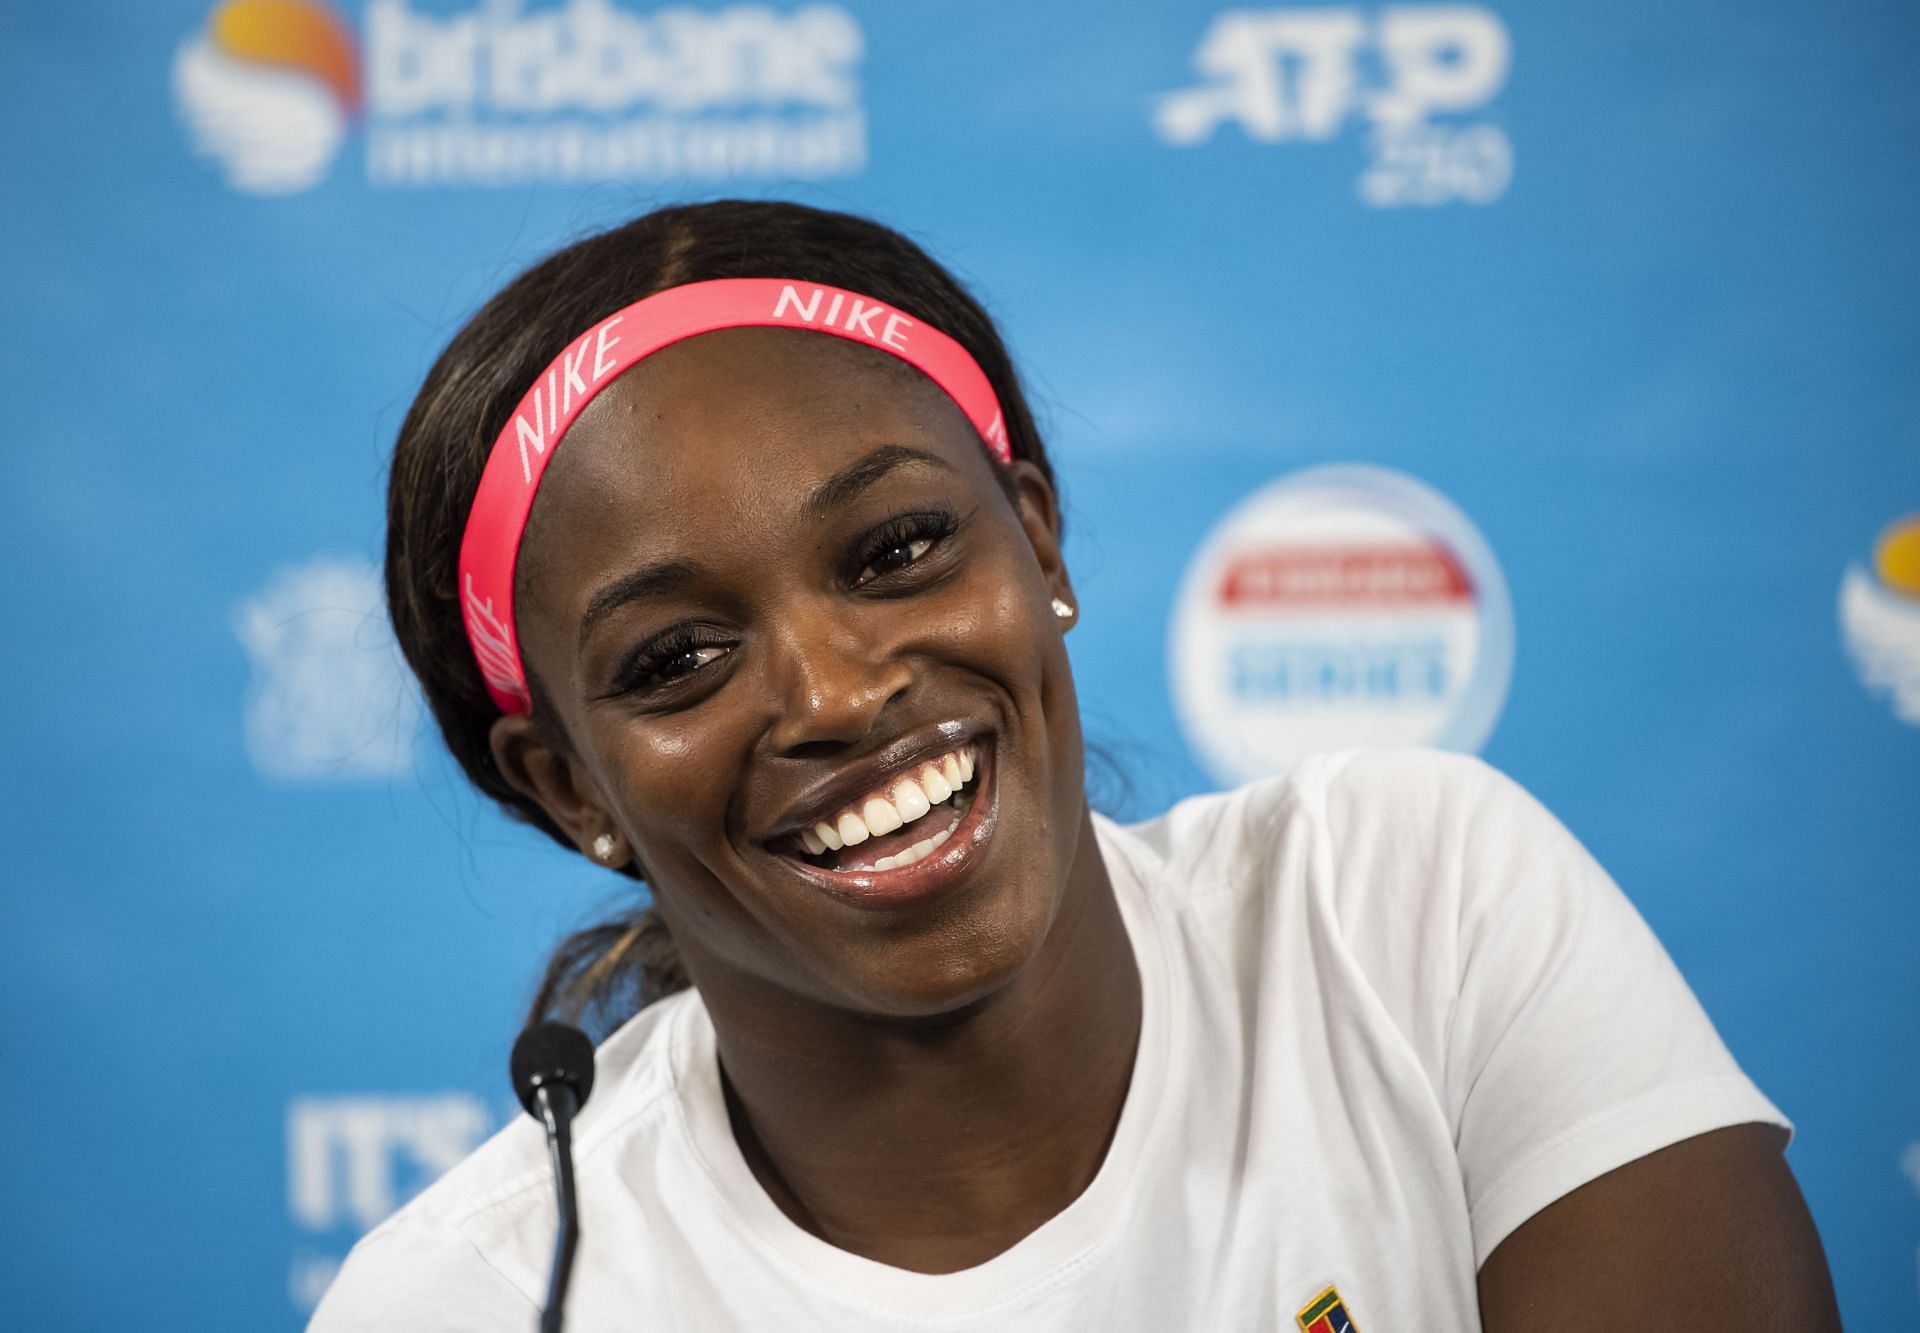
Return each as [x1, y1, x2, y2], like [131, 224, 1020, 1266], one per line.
[1156, 5, 1514, 207]
[174, 0, 361, 196]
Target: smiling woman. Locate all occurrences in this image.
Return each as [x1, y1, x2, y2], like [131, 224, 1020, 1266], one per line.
[313, 201, 1840, 1331]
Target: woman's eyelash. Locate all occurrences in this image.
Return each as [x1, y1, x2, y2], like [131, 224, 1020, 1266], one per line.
[618, 624, 731, 692]
[852, 507, 961, 583]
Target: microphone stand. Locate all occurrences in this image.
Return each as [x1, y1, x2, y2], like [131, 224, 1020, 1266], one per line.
[534, 1082, 582, 1333]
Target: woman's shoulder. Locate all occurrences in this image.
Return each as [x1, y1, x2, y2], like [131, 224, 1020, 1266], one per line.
[308, 989, 699, 1330]
[1102, 746, 1513, 897]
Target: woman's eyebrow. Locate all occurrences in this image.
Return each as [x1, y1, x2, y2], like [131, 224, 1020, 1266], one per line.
[802, 444, 953, 521]
[579, 559, 701, 646]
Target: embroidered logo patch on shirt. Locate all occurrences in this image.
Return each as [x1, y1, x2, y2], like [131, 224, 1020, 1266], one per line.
[1296, 1285, 1360, 1333]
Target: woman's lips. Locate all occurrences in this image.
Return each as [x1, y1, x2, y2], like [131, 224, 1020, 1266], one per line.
[773, 743, 997, 909]
[786, 742, 978, 866]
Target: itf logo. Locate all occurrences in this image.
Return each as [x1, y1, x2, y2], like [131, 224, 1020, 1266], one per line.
[286, 1093, 495, 1311]
[1155, 5, 1513, 207]
[1839, 513, 1920, 725]
[174, 0, 361, 195]
[1170, 465, 1513, 784]
[174, 0, 869, 193]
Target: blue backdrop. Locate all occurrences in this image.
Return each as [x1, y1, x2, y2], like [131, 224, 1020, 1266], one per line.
[4, 1, 1917, 1327]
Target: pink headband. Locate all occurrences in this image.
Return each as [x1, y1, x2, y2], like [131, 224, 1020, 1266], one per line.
[458, 277, 1014, 715]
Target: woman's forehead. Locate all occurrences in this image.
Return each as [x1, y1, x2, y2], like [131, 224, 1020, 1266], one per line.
[553, 326, 969, 498]
[514, 327, 992, 593]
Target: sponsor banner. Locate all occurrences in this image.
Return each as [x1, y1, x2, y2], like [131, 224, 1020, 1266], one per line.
[1170, 465, 1512, 784]
[6, 0, 1916, 1326]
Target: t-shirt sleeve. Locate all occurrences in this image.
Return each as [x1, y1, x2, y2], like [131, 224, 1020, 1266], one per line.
[1317, 749, 1789, 1268]
[306, 1218, 540, 1332]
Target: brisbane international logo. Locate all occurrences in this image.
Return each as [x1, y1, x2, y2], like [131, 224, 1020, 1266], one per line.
[173, 0, 869, 195]
[174, 0, 361, 195]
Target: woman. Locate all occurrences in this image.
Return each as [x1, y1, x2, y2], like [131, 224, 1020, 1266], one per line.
[314, 200, 1839, 1330]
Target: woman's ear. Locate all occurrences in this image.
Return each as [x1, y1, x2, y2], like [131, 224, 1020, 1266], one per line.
[1008, 460, 1076, 624]
[489, 713, 627, 866]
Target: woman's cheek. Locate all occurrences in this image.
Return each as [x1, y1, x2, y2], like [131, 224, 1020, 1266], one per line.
[945, 546, 1052, 656]
[606, 720, 729, 847]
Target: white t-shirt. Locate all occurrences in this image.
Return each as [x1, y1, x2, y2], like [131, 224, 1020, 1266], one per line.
[311, 749, 1786, 1332]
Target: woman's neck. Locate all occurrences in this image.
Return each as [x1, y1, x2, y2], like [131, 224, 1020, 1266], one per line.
[700, 809, 1142, 1274]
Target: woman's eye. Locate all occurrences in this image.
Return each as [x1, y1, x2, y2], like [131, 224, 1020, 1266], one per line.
[654, 644, 728, 683]
[619, 635, 732, 697]
[852, 510, 959, 586]
[860, 537, 935, 583]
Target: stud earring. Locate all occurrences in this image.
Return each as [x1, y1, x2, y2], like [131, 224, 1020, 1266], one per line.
[1052, 598, 1075, 620]
[592, 834, 617, 862]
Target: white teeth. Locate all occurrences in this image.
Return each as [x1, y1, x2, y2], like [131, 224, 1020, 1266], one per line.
[855, 823, 956, 874]
[796, 745, 981, 863]
[920, 763, 952, 803]
[893, 778, 931, 822]
[862, 796, 903, 836]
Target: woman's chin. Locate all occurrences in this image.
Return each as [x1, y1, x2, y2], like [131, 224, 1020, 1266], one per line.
[819, 872, 1062, 1022]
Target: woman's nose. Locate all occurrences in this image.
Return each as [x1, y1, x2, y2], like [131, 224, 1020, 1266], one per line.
[762, 608, 912, 754]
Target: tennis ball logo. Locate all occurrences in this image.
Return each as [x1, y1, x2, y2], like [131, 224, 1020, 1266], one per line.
[173, 0, 361, 195]
[1839, 513, 1920, 725]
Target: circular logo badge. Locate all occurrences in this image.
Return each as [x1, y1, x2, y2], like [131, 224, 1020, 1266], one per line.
[1839, 512, 1920, 726]
[1170, 464, 1514, 785]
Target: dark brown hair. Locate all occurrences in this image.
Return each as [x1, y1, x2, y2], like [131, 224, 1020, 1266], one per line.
[385, 200, 1055, 1038]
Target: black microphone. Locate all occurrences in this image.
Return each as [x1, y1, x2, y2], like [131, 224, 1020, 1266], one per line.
[511, 1022, 597, 1333]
